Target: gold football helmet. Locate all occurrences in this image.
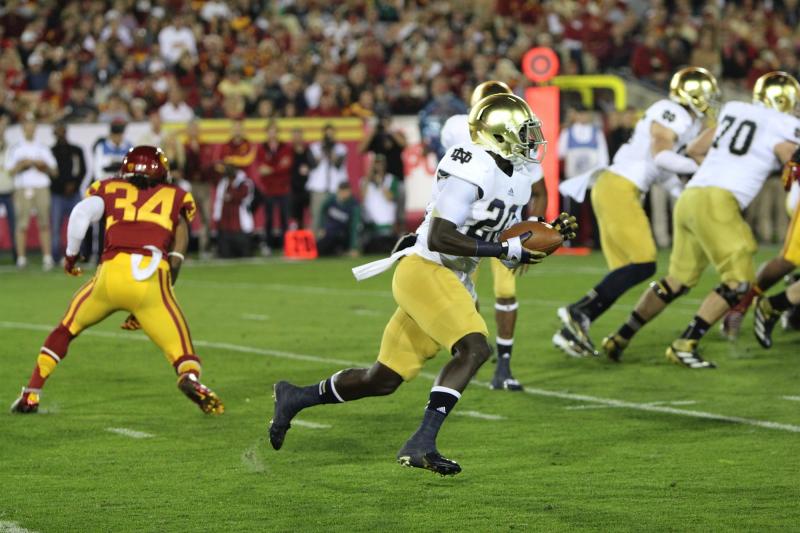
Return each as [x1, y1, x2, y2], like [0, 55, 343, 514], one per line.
[470, 80, 512, 107]
[669, 67, 721, 117]
[753, 71, 800, 114]
[469, 93, 546, 164]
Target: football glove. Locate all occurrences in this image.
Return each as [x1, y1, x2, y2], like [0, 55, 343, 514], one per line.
[781, 147, 800, 191]
[500, 232, 546, 267]
[120, 314, 141, 331]
[548, 212, 578, 240]
[64, 254, 82, 276]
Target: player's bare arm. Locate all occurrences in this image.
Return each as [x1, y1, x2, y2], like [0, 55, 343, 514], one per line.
[686, 126, 716, 163]
[650, 122, 699, 175]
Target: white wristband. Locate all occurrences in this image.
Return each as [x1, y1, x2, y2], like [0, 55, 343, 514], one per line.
[505, 236, 523, 261]
[168, 252, 185, 261]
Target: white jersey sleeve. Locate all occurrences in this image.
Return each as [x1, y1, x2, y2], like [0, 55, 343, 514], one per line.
[440, 114, 471, 151]
[437, 142, 496, 199]
[648, 100, 693, 138]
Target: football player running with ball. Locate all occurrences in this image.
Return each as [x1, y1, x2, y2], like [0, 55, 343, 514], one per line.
[269, 94, 575, 475]
[10, 146, 224, 414]
[554, 67, 720, 359]
[439, 80, 552, 391]
[606, 71, 800, 368]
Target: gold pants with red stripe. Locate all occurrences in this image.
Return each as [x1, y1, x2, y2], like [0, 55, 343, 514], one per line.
[60, 253, 196, 368]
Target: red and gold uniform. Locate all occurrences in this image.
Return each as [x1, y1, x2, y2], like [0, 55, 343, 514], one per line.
[12, 146, 223, 414]
[55, 178, 200, 375]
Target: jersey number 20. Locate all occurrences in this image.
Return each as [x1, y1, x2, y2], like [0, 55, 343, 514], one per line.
[466, 199, 518, 242]
[106, 181, 176, 231]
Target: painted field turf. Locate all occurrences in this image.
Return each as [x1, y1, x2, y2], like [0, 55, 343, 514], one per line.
[1, 249, 798, 532]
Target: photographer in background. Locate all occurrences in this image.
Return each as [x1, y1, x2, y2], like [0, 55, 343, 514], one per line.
[317, 182, 360, 257]
[213, 164, 255, 258]
[306, 124, 348, 234]
[0, 119, 16, 263]
[360, 155, 398, 254]
[360, 113, 406, 230]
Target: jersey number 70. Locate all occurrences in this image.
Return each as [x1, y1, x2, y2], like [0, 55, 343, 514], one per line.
[712, 115, 757, 156]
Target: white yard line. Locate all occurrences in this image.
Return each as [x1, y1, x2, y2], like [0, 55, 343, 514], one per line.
[2, 320, 799, 434]
[454, 410, 506, 421]
[565, 400, 698, 411]
[292, 420, 331, 429]
[105, 427, 154, 439]
[782, 396, 800, 402]
[241, 313, 270, 321]
[353, 309, 382, 317]
[0, 522, 39, 533]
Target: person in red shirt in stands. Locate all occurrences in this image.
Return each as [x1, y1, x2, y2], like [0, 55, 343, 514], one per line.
[213, 164, 254, 258]
[183, 121, 218, 258]
[258, 121, 293, 252]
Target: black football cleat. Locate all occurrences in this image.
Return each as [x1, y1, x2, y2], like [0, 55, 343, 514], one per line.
[665, 339, 716, 369]
[601, 333, 628, 362]
[490, 359, 523, 391]
[556, 306, 597, 356]
[397, 445, 462, 476]
[552, 327, 595, 358]
[268, 381, 306, 450]
[177, 373, 224, 414]
[753, 296, 781, 349]
[10, 388, 39, 414]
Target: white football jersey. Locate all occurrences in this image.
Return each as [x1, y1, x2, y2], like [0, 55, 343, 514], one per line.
[608, 99, 703, 192]
[413, 142, 538, 280]
[688, 101, 800, 209]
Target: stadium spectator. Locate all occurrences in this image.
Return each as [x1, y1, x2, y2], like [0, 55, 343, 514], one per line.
[161, 133, 185, 183]
[419, 76, 468, 160]
[137, 112, 163, 147]
[157, 13, 197, 65]
[97, 93, 130, 124]
[747, 173, 788, 245]
[84, 119, 132, 261]
[559, 105, 608, 246]
[360, 155, 399, 254]
[50, 122, 86, 264]
[5, 117, 57, 270]
[317, 182, 360, 258]
[159, 86, 195, 123]
[213, 165, 254, 259]
[306, 124, 348, 234]
[183, 120, 215, 258]
[606, 107, 638, 160]
[258, 121, 292, 251]
[195, 90, 223, 119]
[0, 119, 16, 261]
[360, 113, 406, 228]
[63, 86, 98, 123]
[289, 128, 313, 229]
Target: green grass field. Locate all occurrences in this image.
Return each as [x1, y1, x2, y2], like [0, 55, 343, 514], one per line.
[1, 249, 799, 532]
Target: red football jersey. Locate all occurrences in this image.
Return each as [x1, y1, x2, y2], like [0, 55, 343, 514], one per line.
[87, 178, 197, 261]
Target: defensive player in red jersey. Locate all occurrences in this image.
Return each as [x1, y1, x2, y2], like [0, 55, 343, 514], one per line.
[10, 146, 224, 415]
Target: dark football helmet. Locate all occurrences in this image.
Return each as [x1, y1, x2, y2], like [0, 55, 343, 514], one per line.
[120, 145, 170, 186]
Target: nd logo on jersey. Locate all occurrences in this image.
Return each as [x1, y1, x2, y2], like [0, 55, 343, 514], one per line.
[451, 148, 472, 164]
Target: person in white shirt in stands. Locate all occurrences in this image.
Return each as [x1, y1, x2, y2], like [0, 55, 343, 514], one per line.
[137, 112, 163, 147]
[306, 124, 348, 234]
[360, 154, 398, 254]
[157, 13, 197, 65]
[159, 86, 195, 123]
[4, 117, 57, 270]
[558, 104, 609, 246]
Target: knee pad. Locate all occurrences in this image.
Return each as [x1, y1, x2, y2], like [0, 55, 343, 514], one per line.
[714, 282, 751, 307]
[650, 278, 689, 303]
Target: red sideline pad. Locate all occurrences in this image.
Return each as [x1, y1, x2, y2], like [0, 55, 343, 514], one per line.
[554, 246, 591, 256]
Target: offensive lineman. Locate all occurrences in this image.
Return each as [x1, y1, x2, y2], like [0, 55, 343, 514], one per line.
[440, 80, 551, 391]
[10, 146, 224, 414]
[604, 71, 800, 368]
[554, 67, 720, 359]
[268, 94, 574, 475]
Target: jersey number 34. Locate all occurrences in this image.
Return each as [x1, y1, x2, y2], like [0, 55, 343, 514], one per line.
[105, 181, 176, 231]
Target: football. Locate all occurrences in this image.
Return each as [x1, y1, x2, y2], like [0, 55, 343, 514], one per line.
[499, 220, 563, 255]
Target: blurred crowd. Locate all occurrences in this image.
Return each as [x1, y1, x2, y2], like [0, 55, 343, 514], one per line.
[2, 0, 800, 126]
[0, 115, 405, 266]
